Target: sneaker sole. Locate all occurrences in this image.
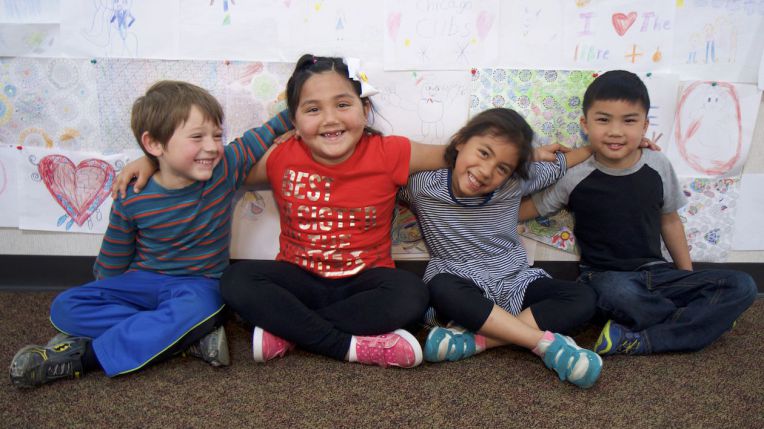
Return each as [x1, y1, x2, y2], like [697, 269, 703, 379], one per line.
[252, 327, 267, 363]
[9, 346, 45, 388]
[209, 327, 230, 367]
[572, 352, 602, 389]
[392, 329, 423, 368]
[560, 334, 603, 388]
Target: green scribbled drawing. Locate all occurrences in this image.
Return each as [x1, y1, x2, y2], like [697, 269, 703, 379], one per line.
[470, 69, 596, 148]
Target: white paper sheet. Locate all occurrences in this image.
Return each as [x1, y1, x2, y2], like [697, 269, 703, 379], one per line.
[178, 0, 288, 61]
[498, 0, 566, 69]
[384, 0, 499, 70]
[666, 81, 762, 178]
[0, 144, 20, 227]
[59, 0, 179, 59]
[230, 188, 281, 260]
[283, 0, 384, 61]
[0, 0, 59, 23]
[561, 0, 675, 72]
[366, 64, 471, 145]
[732, 174, 764, 250]
[759, 48, 764, 90]
[0, 23, 59, 56]
[639, 72, 679, 149]
[18, 146, 139, 234]
[671, 1, 764, 83]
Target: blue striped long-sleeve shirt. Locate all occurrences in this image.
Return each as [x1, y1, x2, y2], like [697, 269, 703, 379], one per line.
[399, 152, 567, 320]
[94, 110, 291, 279]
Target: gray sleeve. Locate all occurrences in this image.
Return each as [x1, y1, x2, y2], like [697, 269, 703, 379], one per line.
[531, 157, 596, 216]
[645, 151, 687, 213]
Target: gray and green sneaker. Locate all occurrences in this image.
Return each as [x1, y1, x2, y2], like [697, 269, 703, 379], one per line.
[185, 326, 230, 367]
[10, 336, 90, 388]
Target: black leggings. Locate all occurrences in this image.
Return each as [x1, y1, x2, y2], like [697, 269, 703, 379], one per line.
[428, 273, 596, 334]
[220, 261, 429, 360]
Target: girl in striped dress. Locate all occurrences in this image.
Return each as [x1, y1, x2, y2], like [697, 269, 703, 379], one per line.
[399, 108, 602, 388]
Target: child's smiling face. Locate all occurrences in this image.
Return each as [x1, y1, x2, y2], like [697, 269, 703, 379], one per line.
[148, 105, 223, 189]
[581, 99, 648, 169]
[293, 71, 370, 166]
[452, 134, 519, 197]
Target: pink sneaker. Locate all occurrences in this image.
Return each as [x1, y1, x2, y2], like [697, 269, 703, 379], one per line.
[252, 327, 295, 363]
[353, 329, 423, 368]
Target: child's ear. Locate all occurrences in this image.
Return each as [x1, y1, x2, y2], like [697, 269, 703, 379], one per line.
[141, 132, 164, 157]
[579, 115, 589, 137]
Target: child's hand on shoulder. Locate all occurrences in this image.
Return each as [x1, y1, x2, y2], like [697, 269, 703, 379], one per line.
[112, 156, 157, 200]
[274, 129, 296, 145]
[641, 132, 663, 151]
[533, 143, 570, 162]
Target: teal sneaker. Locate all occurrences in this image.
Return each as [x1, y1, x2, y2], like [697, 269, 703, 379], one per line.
[424, 326, 479, 362]
[543, 333, 602, 389]
[594, 320, 646, 356]
[9, 336, 90, 388]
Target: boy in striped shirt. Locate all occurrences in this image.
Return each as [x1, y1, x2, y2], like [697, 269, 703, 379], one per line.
[10, 80, 290, 388]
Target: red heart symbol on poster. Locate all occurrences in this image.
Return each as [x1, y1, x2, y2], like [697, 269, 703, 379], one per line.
[38, 155, 115, 227]
[612, 12, 637, 36]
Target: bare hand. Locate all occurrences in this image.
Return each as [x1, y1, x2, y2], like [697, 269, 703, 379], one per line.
[641, 132, 663, 151]
[274, 129, 296, 145]
[533, 143, 570, 162]
[112, 156, 156, 199]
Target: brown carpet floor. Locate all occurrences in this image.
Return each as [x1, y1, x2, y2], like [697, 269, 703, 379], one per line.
[1, 292, 762, 428]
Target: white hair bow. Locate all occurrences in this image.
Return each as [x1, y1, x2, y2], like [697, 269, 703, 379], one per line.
[343, 57, 378, 98]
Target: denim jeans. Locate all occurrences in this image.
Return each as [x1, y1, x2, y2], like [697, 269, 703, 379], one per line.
[578, 263, 757, 353]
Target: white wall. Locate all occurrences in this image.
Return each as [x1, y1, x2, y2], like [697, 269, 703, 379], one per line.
[1, 1, 763, 263]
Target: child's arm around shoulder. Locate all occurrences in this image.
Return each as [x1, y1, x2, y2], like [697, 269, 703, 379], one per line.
[518, 197, 541, 222]
[112, 110, 291, 199]
[661, 211, 693, 270]
[409, 141, 447, 174]
[244, 137, 288, 186]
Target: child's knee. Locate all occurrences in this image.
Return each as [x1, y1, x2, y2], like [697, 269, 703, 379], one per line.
[49, 289, 78, 331]
[727, 271, 757, 307]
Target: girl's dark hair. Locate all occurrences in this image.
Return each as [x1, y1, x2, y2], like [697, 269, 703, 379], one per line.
[286, 54, 380, 135]
[444, 108, 534, 180]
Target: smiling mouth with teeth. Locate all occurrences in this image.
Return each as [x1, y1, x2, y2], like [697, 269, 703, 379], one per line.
[322, 131, 344, 138]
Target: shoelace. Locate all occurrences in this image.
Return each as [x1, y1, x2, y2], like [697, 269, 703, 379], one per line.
[617, 338, 641, 354]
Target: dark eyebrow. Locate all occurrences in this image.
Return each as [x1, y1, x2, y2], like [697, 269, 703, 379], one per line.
[479, 143, 496, 156]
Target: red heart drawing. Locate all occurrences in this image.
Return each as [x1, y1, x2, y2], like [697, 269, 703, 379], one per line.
[612, 12, 637, 36]
[38, 155, 115, 227]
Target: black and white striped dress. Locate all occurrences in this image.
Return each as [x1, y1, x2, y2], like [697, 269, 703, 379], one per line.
[400, 152, 567, 325]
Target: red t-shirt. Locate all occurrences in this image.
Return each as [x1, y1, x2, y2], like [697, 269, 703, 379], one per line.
[266, 134, 411, 278]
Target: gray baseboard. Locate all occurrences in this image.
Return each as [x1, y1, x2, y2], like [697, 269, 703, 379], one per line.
[2, 255, 763, 294]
